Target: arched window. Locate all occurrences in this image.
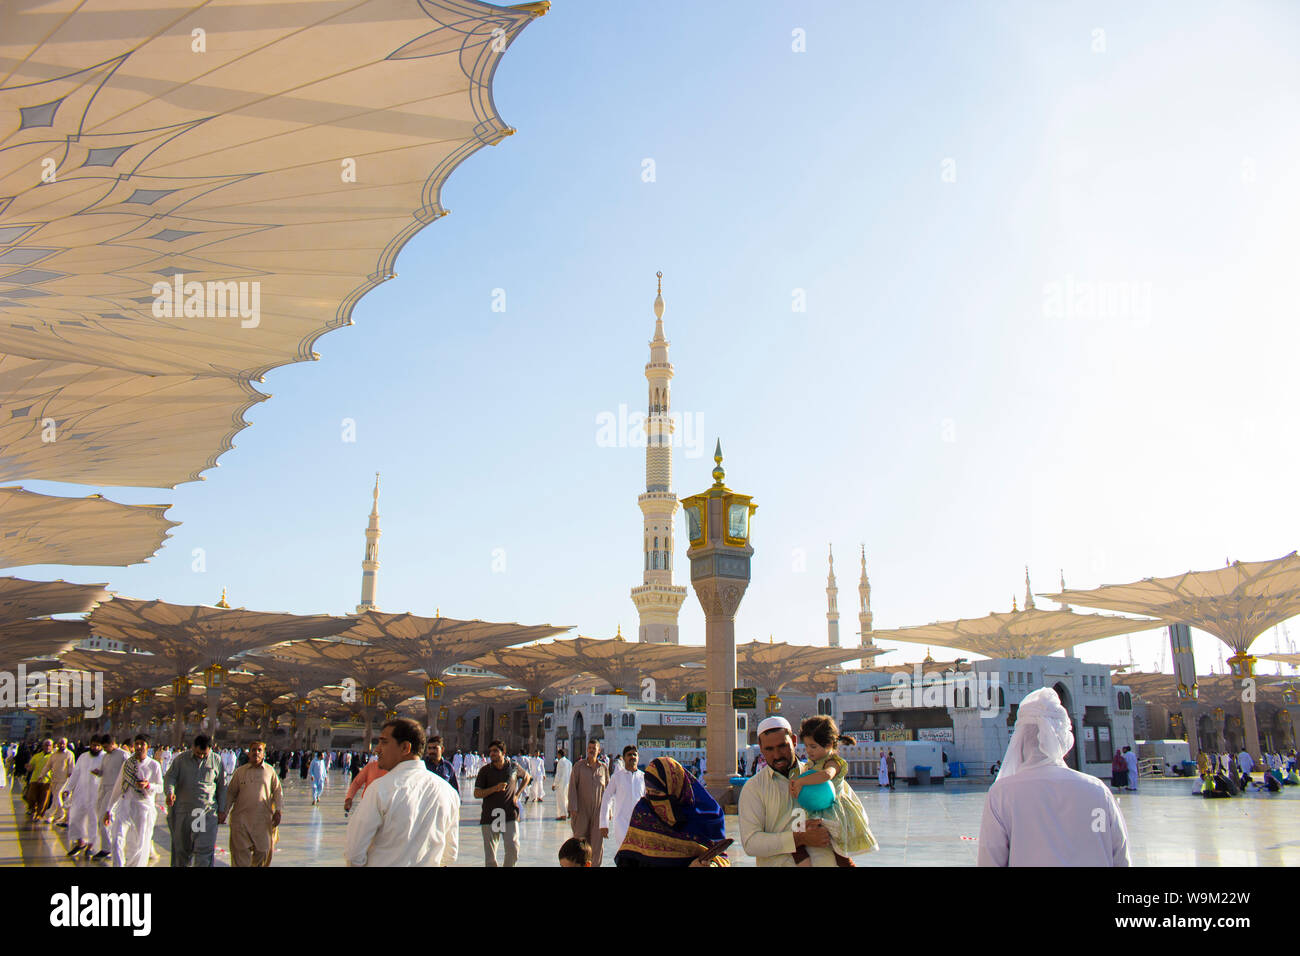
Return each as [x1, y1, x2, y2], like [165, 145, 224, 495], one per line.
[998, 686, 1006, 708]
[651, 552, 659, 569]
[664, 552, 671, 570]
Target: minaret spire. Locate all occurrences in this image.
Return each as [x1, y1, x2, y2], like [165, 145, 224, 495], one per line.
[826, 544, 840, 648]
[631, 272, 687, 643]
[858, 544, 874, 650]
[1059, 569, 1074, 657]
[356, 472, 381, 613]
[1024, 566, 1036, 610]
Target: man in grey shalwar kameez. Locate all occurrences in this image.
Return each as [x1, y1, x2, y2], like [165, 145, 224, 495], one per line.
[163, 734, 227, 867]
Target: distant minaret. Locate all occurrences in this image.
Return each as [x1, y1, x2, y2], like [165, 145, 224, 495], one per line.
[357, 473, 381, 613]
[826, 545, 840, 648]
[1024, 566, 1036, 610]
[631, 272, 687, 643]
[858, 545, 874, 650]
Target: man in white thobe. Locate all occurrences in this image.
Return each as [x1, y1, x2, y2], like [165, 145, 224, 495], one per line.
[1237, 749, 1256, 787]
[599, 746, 645, 863]
[92, 735, 128, 860]
[552, 748, 573, 820]
[221, 748, 238, 780]
[529, 753, 545, 802]
[46, 738, 75, 823]
[344, 718, 458, 867]
[739, 716, 837, 866]
[977, 688, 1130, 867]
[62, 737, 104, 855]
[452, 751, 464, 791]
[104, 736, 164, 868]
[1123, 746, 1139, 792]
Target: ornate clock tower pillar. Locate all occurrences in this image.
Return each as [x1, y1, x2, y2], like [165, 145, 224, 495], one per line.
[682, 441, 756, 801]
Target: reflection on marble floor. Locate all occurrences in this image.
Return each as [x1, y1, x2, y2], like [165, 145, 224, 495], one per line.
[6, 771, 1300, 867]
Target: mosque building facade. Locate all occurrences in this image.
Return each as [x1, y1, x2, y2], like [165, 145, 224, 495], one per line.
[814, 657, 1137, 780]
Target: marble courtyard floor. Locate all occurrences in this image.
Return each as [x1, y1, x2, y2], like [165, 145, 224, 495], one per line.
[4, 771, 1298, 867]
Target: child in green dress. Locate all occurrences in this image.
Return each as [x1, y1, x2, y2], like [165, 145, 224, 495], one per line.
[789, 715, 878, 866]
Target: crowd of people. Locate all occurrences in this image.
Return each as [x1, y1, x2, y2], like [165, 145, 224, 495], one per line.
[1191, 748, 1299, 797]
[3, 690, 1295, 867]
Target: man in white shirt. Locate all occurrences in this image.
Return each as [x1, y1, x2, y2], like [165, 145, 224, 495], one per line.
[599, 745, 645, 863]
[552, 748, 572, 821]
[1123, 746, 1139, 792]
[103, 734, 165, 868]
[738, 716, 836, 866]
[977, 687, 1130, 867]
[344, 718, 458, 867]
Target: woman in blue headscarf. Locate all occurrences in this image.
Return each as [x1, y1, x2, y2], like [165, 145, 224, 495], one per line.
[614, 756, 729, 867]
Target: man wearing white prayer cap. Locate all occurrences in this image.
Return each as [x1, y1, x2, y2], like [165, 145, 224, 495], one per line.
[977, 687, 1130, 867]
[738, 716, 837, 866]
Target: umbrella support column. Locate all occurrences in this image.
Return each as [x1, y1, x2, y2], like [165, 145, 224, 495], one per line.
[1229, 653, 1262, 763]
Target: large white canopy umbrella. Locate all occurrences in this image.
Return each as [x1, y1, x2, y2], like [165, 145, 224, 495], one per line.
[1044, 552, 1300, 760]
[0, 576, 108, 621]
[0, 485, 176, 568]
[870, 606, 1162, 660]
[0, 0, 549, 561]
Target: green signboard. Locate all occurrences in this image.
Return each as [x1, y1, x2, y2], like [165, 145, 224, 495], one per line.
[731, 687, 758, 709]
[685, 692, 707, 713]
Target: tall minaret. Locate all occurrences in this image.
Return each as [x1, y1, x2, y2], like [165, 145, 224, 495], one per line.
[356, 473, 381, 613]
[826, 544, 840, 648]
[630, 272, 687, 643]
[858, 544, 874, 650]
[1024, 566, 1036, 610]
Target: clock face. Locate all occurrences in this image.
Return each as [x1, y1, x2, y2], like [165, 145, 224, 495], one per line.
[686, 505, 702, 541]
[728, 503, 748, 540]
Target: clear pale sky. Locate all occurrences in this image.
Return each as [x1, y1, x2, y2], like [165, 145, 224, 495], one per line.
[17, 1, 1300, 678]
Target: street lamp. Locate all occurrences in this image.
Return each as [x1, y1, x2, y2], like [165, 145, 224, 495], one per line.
[681, 440, 756, 802]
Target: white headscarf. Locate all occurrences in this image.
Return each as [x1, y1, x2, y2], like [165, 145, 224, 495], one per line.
[996, 687, 1074, 779]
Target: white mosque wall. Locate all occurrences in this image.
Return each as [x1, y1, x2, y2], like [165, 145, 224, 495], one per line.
[825, 656, 1135, 780]
[546, 693, 749, 771]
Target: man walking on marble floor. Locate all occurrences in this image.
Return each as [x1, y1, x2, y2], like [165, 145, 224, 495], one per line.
[474, 740, 531, 867]
[568, 739, 610, 866]
[164, 733, 227, 867]
[221, 741, 282, 866]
